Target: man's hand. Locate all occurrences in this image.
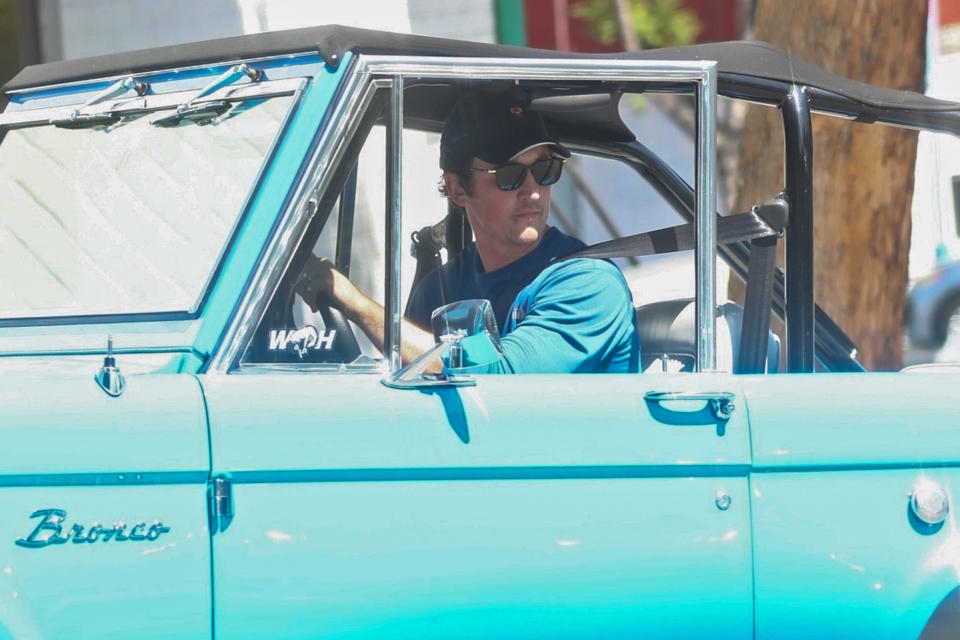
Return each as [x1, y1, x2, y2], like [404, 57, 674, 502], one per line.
[293, 254, 438, 367]
[294, 255, 335, 313]
[294, 255, 364, 315]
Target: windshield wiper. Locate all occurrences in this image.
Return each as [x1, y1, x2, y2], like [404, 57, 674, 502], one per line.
[152, 63, 263, 127]
[50, 76, 149, 129]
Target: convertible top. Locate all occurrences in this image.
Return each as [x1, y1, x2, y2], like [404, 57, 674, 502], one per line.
[4, 24, 960, 132]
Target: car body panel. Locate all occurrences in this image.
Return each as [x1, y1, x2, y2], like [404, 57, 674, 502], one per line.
[0, 374, 211, 637]
[744, 374, 960, 639]
[745, 373, 960, 468]
[204, 373, 753, 638]
[752, 469, 960, 640]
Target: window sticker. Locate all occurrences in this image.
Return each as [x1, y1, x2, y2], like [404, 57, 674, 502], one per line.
[267, 325, 337, 358]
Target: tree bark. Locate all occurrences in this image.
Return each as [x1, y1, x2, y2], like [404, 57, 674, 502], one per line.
[730, 0, 926, 370]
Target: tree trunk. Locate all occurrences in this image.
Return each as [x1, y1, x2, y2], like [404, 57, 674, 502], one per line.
[730, 0, 926, 370]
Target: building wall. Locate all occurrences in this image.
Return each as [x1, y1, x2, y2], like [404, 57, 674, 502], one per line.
[29, 0, 495, 63]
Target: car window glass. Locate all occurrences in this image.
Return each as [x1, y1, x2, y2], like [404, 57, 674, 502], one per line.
[0, 94, 295, 319]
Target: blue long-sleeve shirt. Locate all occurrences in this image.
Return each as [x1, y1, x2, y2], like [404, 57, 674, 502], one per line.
[405, 227, 639, 373]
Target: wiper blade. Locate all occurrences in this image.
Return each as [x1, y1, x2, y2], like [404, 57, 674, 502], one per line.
[50, 76, 148, 129]
[51, 112, 121, 129]
[152, 63, 262, 127]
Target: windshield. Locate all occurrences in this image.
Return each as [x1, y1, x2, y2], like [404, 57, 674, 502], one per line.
[0, 93, 295, 319]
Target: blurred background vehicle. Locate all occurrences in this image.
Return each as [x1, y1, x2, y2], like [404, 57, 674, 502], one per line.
[907, 258, 960, 360]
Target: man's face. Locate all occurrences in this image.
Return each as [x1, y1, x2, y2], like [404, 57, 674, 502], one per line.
[446, 145, 553, 269]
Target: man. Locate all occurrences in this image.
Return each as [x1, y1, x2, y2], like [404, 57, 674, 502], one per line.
[298, 94, 639, 373]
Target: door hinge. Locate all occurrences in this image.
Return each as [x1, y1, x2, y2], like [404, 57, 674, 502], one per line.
[208, 475, 234, 534]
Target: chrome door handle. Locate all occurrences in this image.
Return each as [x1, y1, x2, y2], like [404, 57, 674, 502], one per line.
[644, 391, 736, 421]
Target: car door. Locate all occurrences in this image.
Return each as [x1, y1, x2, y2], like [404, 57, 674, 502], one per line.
[204, 371, 752, 639]
[0, 370, 211, 638]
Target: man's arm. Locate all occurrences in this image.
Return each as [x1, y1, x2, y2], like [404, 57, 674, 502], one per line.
[476, 259, 639, 374]
[295, 256, 438, 366]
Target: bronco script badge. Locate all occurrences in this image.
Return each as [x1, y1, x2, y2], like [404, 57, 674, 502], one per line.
[15, 509, 171, 548]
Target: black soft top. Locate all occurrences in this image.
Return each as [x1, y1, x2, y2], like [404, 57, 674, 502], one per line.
[5, 24, 960, 132]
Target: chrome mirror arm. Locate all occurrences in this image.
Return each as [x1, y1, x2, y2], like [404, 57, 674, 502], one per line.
[381, 336, 476, 390]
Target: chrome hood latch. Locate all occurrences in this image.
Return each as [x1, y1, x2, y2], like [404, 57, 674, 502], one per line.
[95, 336, 125, 398]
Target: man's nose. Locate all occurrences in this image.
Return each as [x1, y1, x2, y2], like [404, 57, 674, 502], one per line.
[516, 169, 541, 199]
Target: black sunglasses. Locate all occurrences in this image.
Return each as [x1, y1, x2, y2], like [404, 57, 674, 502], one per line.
[470, 157, 565, 191]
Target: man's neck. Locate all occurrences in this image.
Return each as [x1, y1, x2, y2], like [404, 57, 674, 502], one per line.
[476, 238, 542, 273]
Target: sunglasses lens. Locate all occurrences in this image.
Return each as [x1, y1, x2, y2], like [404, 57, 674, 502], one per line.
[530, 158, 563, 186]
[492, 159, 565, 190]
[493, 164, 527, 190]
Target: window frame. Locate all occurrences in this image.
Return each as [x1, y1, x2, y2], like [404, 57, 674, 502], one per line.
[213, 55, 720, 374]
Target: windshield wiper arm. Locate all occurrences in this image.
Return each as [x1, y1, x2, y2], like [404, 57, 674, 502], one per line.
[152, 63, 262, 127]
[50, 76, 149, 129]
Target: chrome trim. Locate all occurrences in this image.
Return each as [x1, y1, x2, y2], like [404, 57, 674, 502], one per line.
[0, 77, 305, 128]
[151, 63, 261, 127]
[3, 50, 320, 98]
[644, 390, 735, 421]
[696, 62, 718, 372]
[14, 509, 171, 547]
[209, 63, 384, 373]
[209, 475, 234, 534]
[385, 77, 404, 372]
[233, 361, 388, 375]
[715, 490, 732, 511]
[66, 75, 147, 118]
[364, 56, 718, 372]
[910, 480, 950, 527]
[362, 56, 718, 82]
[94, 336, 126, 397]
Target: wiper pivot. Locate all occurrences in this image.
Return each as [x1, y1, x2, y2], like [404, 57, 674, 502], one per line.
[50, 76, 148, 129]
[152, 63, 262, 127]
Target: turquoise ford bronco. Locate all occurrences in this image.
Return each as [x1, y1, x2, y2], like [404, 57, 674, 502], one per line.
[0, 24, 958, 639]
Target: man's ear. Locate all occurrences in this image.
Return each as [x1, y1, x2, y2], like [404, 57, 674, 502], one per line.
[443, 171, 469, 207]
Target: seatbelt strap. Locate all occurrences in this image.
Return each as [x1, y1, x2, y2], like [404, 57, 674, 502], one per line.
[736, 233, 778, 373]
[563, 200, 788, 261]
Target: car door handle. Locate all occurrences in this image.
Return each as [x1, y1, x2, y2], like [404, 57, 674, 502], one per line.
[643, 391, 736, 421]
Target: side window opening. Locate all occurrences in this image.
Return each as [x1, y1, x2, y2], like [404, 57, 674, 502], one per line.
[238, 88, 449, 369]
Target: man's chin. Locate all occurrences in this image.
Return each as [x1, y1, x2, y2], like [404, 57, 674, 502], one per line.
[516, 226, 544, 245]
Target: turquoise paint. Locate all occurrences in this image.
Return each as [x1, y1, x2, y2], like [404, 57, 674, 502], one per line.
[752, 469, 960, 639]
[192, 55, 353, 357]
[0, 485, 211, 637]
[743, 373, 960, 468]
[216, 479, 751, 639]
[0, 374, 211, 637]
[203, 372, 753, 637]
[0, 374, 208, 474]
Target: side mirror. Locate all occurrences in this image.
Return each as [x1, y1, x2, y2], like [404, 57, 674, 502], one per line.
[382, 299, 503, 389]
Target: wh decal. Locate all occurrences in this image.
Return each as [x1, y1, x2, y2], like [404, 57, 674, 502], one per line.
[268, 325, 337, 358]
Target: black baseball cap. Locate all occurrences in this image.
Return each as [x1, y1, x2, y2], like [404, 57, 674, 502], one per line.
[440, 94, 570, 170]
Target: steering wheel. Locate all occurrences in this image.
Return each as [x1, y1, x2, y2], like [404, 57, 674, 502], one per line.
[310, 290, 362, 363]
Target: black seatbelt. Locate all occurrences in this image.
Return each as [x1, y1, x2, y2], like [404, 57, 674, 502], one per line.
[563, 199, 787, 262]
